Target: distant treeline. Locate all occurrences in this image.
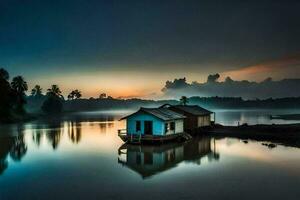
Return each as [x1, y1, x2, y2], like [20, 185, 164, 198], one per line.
[188, 96, 300, 109]
[26, 95, 178, 112]
[26, 96, 300, 113]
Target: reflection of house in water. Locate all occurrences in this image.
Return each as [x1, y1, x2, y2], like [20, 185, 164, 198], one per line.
[183, 137, 219, 165]
[118, 137, 219, 179]
[118, 143, 184, 178]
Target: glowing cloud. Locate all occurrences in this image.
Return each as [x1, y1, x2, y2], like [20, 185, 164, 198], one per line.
[221, 54, 300, 81]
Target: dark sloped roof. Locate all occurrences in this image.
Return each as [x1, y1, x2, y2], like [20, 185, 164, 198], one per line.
[120, 107, 186, 121]
[171, 105, 212, 116]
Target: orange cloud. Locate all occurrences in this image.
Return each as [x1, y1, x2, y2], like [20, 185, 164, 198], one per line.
[221, 54, 300, 81]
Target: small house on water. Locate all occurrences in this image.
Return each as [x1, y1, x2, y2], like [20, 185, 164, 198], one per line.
[118, 107, 190, 143]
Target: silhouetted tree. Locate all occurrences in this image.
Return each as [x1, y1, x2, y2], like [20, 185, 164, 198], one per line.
[67, 92, 74, 100]
[41, 85, 63, 114]
[68, 89, 81, 100]
[0, 68, 12, 121]
[73, 90, 81, 99]
[11, 76, 28, 114]
[11, 76, 28, 95]
[0, 68, 9, 81]
[31, 85, 43, 97]
[180, 96, 188, 105]
[47, 85, 62, 98]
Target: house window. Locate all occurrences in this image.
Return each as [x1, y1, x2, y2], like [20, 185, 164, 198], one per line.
[136, 121, 141, 132]
[170, 122, 175, 131]
[165, 123, 169, 133]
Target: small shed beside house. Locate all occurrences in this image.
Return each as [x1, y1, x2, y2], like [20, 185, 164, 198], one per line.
[168, 105, 215, 132]
[118, 107, 187, 143]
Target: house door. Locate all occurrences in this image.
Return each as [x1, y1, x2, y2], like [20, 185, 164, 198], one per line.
[144, 121, 153, 135]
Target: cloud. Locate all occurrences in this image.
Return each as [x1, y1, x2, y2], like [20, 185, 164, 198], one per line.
[221, 54, 300, 81]
[161, 75, 300, 99]
[207, 73, 220, 83]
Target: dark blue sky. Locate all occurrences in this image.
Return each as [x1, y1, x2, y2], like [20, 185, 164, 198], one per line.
[1, 0, 300, 97]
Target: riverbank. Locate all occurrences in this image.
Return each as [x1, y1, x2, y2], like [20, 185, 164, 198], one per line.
[201, 123, 300, 148]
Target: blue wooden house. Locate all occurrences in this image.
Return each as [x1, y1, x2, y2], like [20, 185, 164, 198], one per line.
[118, 107, 187, 143]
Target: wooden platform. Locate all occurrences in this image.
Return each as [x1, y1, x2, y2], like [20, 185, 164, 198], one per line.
[118, 131, 192, 144]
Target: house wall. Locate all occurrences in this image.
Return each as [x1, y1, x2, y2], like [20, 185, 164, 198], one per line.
[197, 115, 211, 127]
[168, 107, 212, 130]
[181, 113, 198, 131]
[126, 112, 164, 136]
[165, 119, 184, 135]
[168, 107, 198, 131]
[175, 119, 184, 133]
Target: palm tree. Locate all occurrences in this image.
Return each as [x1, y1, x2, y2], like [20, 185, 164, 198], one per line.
[11, 76, 28, 114]
[73, 90, 81, 99]
[31, 85, 42, 97]
[11, 76, 28, 94]
[0, 68, 11, 119]
[0, 68, 9, 81]
[68, 90, 82, 100]
[67, 92, 74, 100]
[180, 96, 188, 106]
[47, 85, 62, 98]
[42, 85, 64, 114]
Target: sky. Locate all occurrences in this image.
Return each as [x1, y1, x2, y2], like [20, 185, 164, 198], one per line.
[0, 0, 300, 98]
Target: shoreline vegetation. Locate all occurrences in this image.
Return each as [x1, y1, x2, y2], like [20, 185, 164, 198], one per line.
[27, 96, 300, 113]
[202, 123, 300, 148]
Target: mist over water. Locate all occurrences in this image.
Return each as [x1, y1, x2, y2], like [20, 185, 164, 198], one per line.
[214, 109, 300, 125]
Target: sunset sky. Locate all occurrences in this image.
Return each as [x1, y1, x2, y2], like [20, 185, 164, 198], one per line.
[1, 0, 300, 98]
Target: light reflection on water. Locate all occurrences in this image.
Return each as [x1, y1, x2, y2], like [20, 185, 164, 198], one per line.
[214, 109, 300, 125]
[0, 110, 300, 200]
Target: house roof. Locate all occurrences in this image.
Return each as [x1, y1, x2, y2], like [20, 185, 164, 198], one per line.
[120, 107, 186, 121]
[171, 105, 213, 116]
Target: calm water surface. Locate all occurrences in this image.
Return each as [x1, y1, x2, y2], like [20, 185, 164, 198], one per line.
[0, 110, 300, 200]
